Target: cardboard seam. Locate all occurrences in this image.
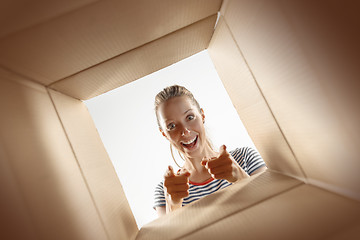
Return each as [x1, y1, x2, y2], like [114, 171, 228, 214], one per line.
[47, 14, 218, 89]
[176, 180, 305, 240]
[220, 16, 308, 181]
[207, 12, 221, 49]
[0, 65, 81, 103]
[271, 168, 360, 201]
[48, 87, 82, 101]
[307, 178, 360, 202]
[267, 168, 306, 183]
[219, 0, 229, 16]
[0, 65, 45, 88]
[46, 88, 111, 240]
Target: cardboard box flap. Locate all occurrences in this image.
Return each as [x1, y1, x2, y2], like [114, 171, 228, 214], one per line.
[0, 0, 221, 86]
[49, 14, 218, 100]
[137, 171, 303, 239]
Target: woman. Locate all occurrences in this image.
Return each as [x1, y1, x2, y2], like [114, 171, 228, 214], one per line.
[153, 85, 267, 216]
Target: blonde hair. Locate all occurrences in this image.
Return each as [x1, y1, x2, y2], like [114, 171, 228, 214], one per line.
[154, 85, 214, 166]
[155, 85, 201, 129]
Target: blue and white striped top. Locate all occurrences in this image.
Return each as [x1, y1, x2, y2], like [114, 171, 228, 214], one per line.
[153, 147, 266, 209]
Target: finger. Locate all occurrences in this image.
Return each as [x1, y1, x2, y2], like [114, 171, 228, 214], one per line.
[207, 156, 226, 168]
[165, 174, 189, 186]
[201, 157, 208, 167]
[208, 153, 232, 169]
[166, 183, 189, 193]
[219, 145, 228, 157]
[179, 168, 191, 177]
[208, 164, 232, 176]
[170, 191, 189, 200]
[164, 165, 175, 178]
[175, 174, 190, 184]
[211, 172, 230, 180]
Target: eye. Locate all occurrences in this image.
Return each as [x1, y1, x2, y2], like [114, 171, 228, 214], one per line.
[167, 123, 176, 130]
[186, 114, 195, 121]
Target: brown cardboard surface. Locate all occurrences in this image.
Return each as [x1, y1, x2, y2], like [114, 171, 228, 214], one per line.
[0, 0, 99, 38]
[48, 89, 138, 240]
[326, 221, 360, 240]
[136, 171, 303, 239]
[0, 69, 108, 239]
[0, 0, 221, 86]
[0, 138, 37, 240]
[280, 1, 360, 149]
[1, 0, 360, 239]
[221, 0, 360, 199]
[181, 184, 360, 240]
[49, 14, 218, 100]
[208, 18, 305, 179]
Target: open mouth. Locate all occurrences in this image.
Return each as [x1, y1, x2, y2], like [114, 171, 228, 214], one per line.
[181, 136, 198, 149]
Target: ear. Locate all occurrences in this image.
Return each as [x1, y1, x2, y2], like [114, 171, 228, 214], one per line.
[200, 108, 205, 123]
[159, 128, 167, 138]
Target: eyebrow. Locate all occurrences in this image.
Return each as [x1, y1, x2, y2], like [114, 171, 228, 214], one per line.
[164, 109, 193, 122]
[183, 109, 193, 114]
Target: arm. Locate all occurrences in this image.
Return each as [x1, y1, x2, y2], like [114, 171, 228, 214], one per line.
[155, 193, 183, 217]
[201, 145, 267, 183]
[155, 206, 166, 217]
[237, 146, 267, 176]
[250, 165, 267, 176]
[154, 166, 190, 217]
[201, 145, 250, 183]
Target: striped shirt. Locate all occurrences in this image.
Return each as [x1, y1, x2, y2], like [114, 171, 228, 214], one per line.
[153, 147, 266, 209]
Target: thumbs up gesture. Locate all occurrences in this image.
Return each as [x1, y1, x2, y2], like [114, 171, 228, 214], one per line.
[201, 145, 249, 183]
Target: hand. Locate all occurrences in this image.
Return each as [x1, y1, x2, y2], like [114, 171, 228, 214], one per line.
[201, 145, 249, 183]
[163, 166, 190, 210]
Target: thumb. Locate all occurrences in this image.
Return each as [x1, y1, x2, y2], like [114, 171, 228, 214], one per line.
[166, 165, 175, 177]
[201, 157, 208, 167]
[180, 169, 191, 177]
[219, 144, 227, 155]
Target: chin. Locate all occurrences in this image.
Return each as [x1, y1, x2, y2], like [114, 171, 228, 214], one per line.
[184, 146, 205, 158]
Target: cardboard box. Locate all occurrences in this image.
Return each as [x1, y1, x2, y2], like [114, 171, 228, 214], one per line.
[1, 0, 359, 239]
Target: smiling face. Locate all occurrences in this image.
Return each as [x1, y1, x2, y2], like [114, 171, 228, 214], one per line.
[158, 96, 206, 158]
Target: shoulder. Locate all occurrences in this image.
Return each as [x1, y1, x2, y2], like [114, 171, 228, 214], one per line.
[229, 147, 253, 162]
[229, 146, 255, 153]
[153, 181, 166, 209]
[154, 181, 165, 198]
[230, 147, 266, 175]
[154, 181, 164, 192]
[230, 147, 259, 158]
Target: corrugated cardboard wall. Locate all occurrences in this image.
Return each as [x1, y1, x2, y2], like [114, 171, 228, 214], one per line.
[208, 0, 360, 200]
[0, 1, 223, 239]
[208, 17, 305, 180]
[177, 184, 360, 240]
[0, 68, 138, 240]
[2, 0, 359, 239]
[0, 0, 222, 99]
[49, 14, 218, 99]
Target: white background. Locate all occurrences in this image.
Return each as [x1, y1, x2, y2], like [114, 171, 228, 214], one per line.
[85, 50, 256, 228]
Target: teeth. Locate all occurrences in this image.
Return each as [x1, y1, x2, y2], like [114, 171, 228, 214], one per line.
[182, 136, 197, 145]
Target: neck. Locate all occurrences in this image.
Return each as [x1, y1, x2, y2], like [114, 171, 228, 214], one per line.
[183, 146, 218, 176]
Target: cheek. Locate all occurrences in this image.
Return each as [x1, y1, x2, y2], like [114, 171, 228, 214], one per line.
[167, 130, 180, 141]
[191, 120, 204, 132]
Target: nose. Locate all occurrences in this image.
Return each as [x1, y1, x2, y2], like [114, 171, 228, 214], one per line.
[181, 128, 190, 136]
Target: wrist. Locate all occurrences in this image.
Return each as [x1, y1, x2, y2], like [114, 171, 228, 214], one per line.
[165, 193, 183, 213]
[229, 164, 249, 183]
